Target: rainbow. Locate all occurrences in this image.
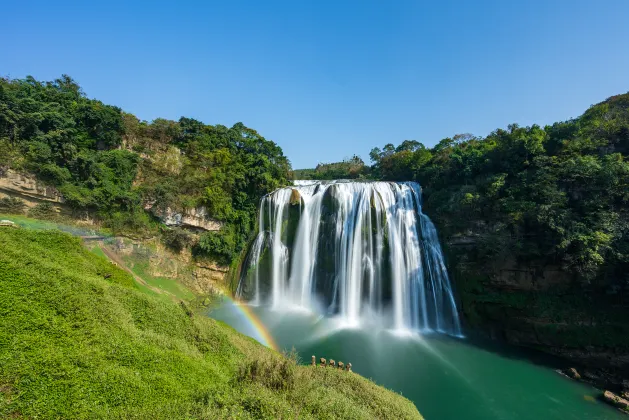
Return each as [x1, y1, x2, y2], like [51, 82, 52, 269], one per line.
[221, 296, 279, 351]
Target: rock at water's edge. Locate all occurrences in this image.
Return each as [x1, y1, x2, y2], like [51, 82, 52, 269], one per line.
[603, 390, 629, 411]
[568, 368, 581, 380]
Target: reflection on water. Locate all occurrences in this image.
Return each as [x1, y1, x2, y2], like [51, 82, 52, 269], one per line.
[210, 301, 623, 420]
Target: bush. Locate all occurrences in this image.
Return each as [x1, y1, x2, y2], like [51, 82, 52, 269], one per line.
[237, 349, 299, 391]
[162, 227, 195, 252]
[27, 202, 58, 220]
[38, 163, 71, 185]
[0, 197, 26, 214]
[103, 209, 156, 238]
[194, 226, 237, 265]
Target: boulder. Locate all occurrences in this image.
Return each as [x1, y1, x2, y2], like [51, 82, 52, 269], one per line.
[567, 368, 581, 380]
[602, 390, 629, 410]
[289, 188, 302, 206]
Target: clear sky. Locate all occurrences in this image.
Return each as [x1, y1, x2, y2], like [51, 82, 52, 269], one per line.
[3, 0, 629, 169]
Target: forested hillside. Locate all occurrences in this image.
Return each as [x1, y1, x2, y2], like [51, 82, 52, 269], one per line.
[0, 75, 291, 265]
[300, 93, 629, 286]
[369, 94, 629, 284]
[292, 155, 370, 180]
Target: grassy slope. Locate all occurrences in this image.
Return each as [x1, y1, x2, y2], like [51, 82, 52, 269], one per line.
[0, 228, 421, 419]
[0, 214, 199, 302]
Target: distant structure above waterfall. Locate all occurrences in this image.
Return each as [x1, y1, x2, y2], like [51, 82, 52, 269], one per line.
[237, 180, 462, 336]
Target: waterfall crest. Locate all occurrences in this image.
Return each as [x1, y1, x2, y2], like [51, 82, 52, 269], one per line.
[237, 180, 462, 336]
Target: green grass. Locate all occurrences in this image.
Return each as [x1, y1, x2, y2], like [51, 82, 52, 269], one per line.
[0, 228, 421, 419]
[0, 213, 104, 237]
[125, 259, 196, 301]
[2, 213, 197, 302]
[0, 213, 67, 230]
[89, 245, 108, 259]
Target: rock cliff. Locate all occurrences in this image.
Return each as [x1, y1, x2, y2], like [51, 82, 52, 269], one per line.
[442, 230, 629, 391]
[0, 169, 65, 208]
[144, 204, 222, 232]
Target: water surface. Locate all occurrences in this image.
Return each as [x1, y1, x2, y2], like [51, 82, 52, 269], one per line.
[210, 301, 623, 420]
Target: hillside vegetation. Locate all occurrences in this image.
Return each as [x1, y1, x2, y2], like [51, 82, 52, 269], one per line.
[0, 75, 291, 266]
[0, 227, 421, 419]
[292, 155, 370, 180]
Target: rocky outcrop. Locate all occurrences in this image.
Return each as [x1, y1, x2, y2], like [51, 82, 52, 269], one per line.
[145, 204, 222, 232]
[567, 367, 581, 380]
[108, 237, 229, 295]
[0, 169, 64, 208]
[603, 390, 629, 412]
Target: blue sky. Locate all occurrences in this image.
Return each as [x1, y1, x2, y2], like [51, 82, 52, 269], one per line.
[3, 0, 629, 169]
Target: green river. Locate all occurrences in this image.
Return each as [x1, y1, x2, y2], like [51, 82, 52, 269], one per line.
[210, 301, 624, 419]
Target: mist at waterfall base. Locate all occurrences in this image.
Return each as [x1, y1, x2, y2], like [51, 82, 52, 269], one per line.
[208, 180, 622, 419]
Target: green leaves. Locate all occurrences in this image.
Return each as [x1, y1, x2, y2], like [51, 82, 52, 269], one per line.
[0, 75, 291, 267]
[195, 227, 238, 265]
[0, 76, 131, 213]
[366, 91, 629, 284]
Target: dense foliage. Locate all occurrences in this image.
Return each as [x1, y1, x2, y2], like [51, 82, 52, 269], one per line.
[0, 75, 135, 212]
[292, 155, 370, 180]
[368, 94, 629, 285]
[0, 75, 291, 263]
[294, 94, 629, 285]
[0, 228, 421, 419]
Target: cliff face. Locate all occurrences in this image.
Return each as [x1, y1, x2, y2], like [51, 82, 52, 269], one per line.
[0, 168, 230, 293]
[108, 237, 229, 295]
[0, 169, 65, 208]
[144, 204, 223, 232]
[443, 232, 629, 388]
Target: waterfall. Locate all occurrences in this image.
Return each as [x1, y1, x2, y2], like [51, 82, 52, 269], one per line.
[237, 180, 462, 336]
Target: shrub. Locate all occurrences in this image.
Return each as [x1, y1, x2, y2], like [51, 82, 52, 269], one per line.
[162, 227, 195, 252]
[103, 209, 156, 238]
[0, 197, 26, 214]
[28, 202, 58, 220]
[237, 349, 299, 391]
[194, 226, 237, 265]
[38, 163, 71, 185]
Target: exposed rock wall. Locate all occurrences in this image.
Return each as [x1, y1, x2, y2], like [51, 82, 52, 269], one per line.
[0, 169, 64, 208]
[442, 233, 629, 390]
[109, 237, 229, 295]
[145, 204, 222, 232]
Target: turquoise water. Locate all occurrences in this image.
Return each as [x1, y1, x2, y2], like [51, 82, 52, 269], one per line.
[210, 301, 623, 419]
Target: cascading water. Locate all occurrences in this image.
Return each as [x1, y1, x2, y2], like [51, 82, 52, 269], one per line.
[237, 180, 462, 336]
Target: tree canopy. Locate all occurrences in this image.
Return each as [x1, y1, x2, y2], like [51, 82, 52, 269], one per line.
[0, 75, 291, 264]
[366, 94, 629, 283]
